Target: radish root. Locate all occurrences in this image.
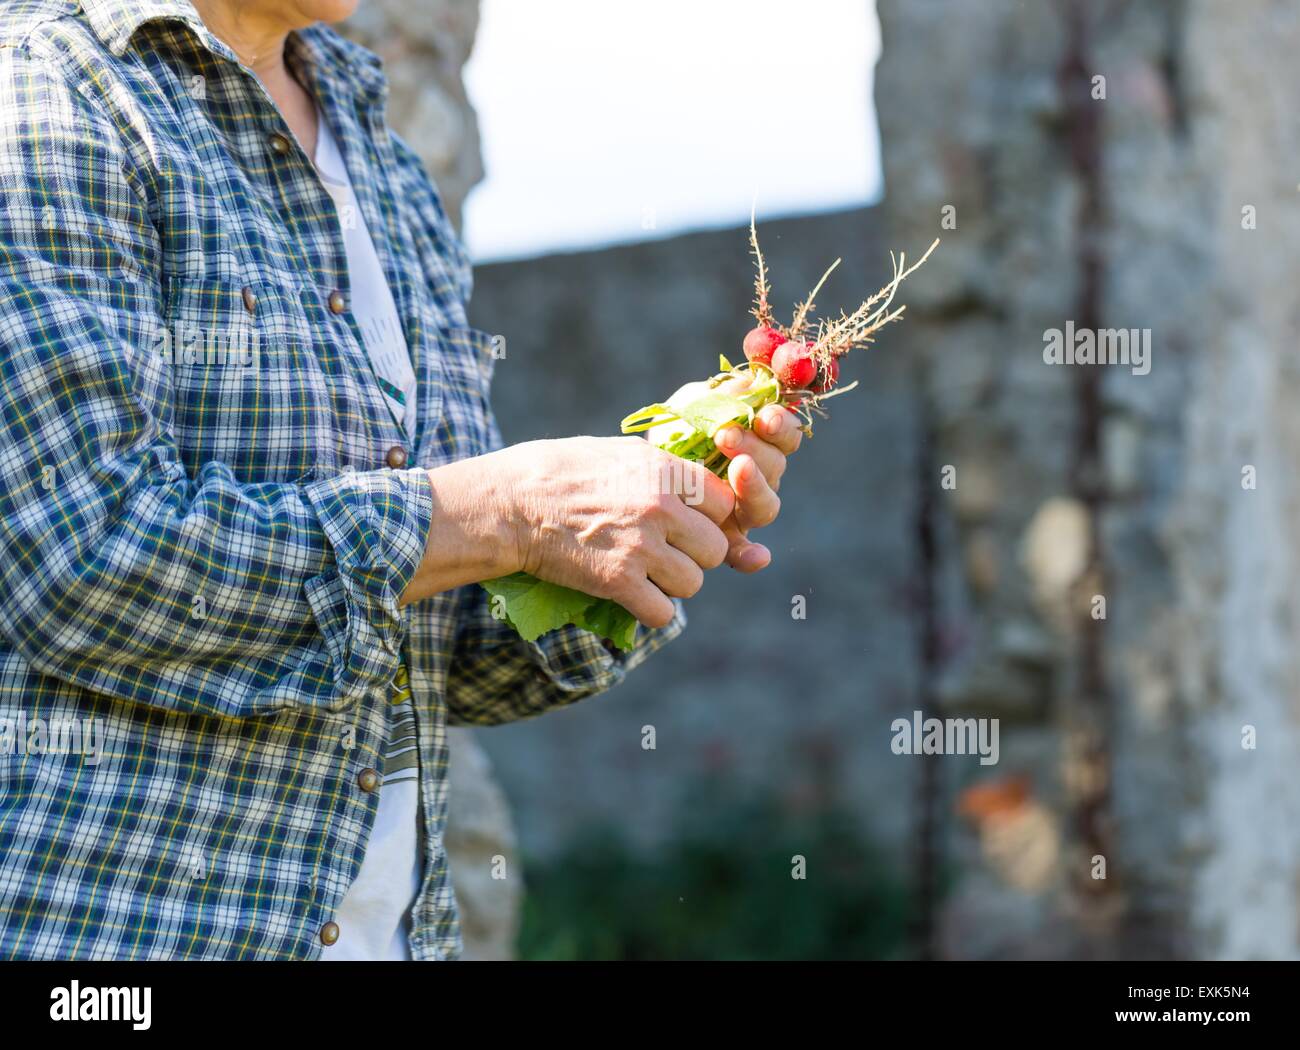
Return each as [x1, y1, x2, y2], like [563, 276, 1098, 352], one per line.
[746, 221, 940, 432]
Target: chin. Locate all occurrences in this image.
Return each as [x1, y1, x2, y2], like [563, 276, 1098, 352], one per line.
[298, 0, 361, 24]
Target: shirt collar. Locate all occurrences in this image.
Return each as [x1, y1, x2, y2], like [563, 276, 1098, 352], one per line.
[80, 0, 211, 57]
[288, 24, 389, 109]
[78, 0, 389, 107]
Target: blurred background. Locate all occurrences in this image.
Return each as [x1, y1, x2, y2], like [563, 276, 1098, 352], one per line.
[342, 0, 1300, 960]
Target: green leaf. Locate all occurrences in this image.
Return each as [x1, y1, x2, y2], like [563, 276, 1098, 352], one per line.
[480, 574, 639, 651]
[580, 599, 639, 651]
[718, 353, 734, 372]
[620, 403, 676, 434]
[480, 573, 598, 642]
[674, 391, 753, 438]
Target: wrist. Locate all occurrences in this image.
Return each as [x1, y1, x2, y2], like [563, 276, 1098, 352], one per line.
[473, 447, 529, 578]
[399, 453, 525, 607]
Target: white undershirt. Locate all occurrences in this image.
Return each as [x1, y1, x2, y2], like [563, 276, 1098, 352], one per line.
[313, 110, 422, 961]
[313, 108, 419, 437]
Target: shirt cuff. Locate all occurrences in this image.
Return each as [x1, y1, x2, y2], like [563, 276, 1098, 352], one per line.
[300, 466, 432, 710]
[527, 598, 687, 697]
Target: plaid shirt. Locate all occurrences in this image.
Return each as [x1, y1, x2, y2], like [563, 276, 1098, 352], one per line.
[0, 0, 683, 960]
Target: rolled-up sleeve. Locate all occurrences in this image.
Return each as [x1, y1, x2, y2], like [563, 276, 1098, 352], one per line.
[301, 467, 433, 706]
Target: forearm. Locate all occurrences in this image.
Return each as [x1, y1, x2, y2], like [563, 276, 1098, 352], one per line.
[399, 451, 523, 607]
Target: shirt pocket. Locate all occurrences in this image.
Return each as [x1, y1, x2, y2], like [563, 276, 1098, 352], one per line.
[420, 324, 500, 462]
[162, 277, 337, 483]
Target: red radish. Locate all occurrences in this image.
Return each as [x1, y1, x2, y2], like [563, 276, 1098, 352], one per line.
[812, 355, 840, 393]
[742, 325, 786, 366]
[771, 339, 816, 389]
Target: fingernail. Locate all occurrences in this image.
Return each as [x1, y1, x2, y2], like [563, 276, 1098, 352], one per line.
[717, 427, 741, 450]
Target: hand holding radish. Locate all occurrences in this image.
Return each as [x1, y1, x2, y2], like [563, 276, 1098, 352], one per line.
[497, 435, 735, 629]
[689, 373, 804, 573]
[396, 418, 791, 622]
[477, 218, 939, 649]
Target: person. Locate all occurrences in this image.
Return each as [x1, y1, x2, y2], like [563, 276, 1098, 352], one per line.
[0, 0, 800, 960]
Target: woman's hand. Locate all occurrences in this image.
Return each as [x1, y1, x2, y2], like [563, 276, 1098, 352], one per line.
[712, 403, 802, 571]
[504, 436, 735, 626]
[400, 367, 799, 619]
[684, 370, 803, 573]
[401, 436, 735, 628]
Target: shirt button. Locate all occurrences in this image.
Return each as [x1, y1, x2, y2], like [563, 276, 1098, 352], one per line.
[385, 445, 408, 469]
[241, 286, 256, 314]
[320, 921, 340, 946]
[268, 132, 292, 155]
[357, 768, 380, 793]
[327, 290, 347, 314]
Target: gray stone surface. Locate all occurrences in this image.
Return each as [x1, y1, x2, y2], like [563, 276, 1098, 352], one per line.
[443, 726, 522, 960]
[877, 0, 1300, 959]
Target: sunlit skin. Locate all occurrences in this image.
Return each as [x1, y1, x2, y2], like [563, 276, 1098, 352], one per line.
[190, 1, 358, 155]
[193, 0, 798, 627]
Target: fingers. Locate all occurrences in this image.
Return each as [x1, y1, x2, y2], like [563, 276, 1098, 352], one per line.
[615, 575, 678, 629]
[662, 498, 730, 570]
[618, 543, 696, 628]
[727, 453, 780, 531]
[647, 544, 706, 600]
[671, 457, 734, 525]
[714, 424, 787, 489]
[722, 518, 771, 573]
[754, 404, 803, 456]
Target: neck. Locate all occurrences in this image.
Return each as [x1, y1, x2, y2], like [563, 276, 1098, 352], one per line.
[189, 0, 292, 81]
[190, 1, 320, 157]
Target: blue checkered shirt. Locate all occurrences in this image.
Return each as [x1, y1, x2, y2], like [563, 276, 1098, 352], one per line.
[0, 0, 683, 960]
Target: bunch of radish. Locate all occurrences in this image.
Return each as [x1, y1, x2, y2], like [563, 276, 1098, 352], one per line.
[621, 218, 938, 477]
[484, 218, 939, 649]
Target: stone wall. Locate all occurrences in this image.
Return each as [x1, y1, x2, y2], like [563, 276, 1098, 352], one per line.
[875, 0, 1300, 959]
